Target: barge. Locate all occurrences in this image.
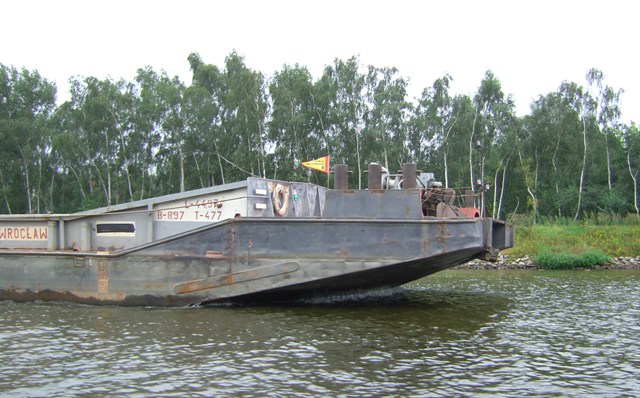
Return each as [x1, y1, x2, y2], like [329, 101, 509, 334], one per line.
[0, 163, 513, 306]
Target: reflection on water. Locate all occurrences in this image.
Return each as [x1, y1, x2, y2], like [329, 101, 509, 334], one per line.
[1, 269, 639, 397]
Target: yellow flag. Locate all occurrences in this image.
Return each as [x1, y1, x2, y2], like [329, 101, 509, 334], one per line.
[301, 155, 330, 174]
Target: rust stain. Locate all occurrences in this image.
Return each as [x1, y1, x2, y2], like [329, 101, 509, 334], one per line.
[97, 279, 109, 294]
[173, 280, 201, 294]
[173, 261, 300, 294]
[97, 258, 109, 294]
[422, 235, 430, 253]
[437, 224, 448, 246]
[144, 283, 165, 289]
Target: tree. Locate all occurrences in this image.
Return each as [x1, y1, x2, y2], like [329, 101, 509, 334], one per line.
[363, 65, 411, 172]
[136, 67, 186, 195]
[0, 64, 56, 213]
[52, 76, 139, 208]
[557, 80, 591, 220]
[410, 74, 456, 187]
[521, 91, 582, 219]
[2, 57, 639, 220]
[472, 71, 514, 216]
[186, 52, 225, 187]
[622, 123, 640, 216]
[220, 52, 269, 181]
[188, 52, 268, 184]
[586, 69, 623, 191]
[134, 67, 169, 197]
[322, 57, 367, 188]
[268, 64, 321, 181]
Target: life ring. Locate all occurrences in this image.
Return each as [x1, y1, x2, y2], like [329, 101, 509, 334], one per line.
[272, 184, 289, 216]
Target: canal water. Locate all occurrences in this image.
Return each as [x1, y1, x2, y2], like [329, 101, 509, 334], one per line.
[1, 269, 639, 397]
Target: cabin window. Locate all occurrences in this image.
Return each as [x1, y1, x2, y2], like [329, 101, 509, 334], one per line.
[96, 222, 136, 236]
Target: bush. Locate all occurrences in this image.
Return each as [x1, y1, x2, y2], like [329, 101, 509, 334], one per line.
[534, 249, 611, 270]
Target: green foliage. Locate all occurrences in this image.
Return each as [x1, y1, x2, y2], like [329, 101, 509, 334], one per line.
[0, 57, 639, 222]
[506, 217, 640, 260]
[0, 63, 56, 213]
[534, 249, 611, 269]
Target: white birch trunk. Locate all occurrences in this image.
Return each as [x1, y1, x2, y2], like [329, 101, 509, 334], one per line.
[628, 150, 640, 216]
[575, 118, 588, 220]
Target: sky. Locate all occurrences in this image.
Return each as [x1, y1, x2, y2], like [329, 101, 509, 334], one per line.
[3, 0, 639, 124]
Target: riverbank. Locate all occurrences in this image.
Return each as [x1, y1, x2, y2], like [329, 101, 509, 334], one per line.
[456, 255, 640, 270]
[474, 222, 640, 270]
[505, 224, 640, 260]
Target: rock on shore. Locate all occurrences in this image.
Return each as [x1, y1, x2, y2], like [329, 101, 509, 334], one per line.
[455, 255, 640, 270]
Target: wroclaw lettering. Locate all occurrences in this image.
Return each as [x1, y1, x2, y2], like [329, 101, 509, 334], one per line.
[0, 226, 48, 241]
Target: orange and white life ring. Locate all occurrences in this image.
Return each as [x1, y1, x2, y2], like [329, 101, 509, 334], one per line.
[272, 184, 289, 216]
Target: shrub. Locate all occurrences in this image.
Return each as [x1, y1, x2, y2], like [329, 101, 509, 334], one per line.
[533, 249, 611, 270]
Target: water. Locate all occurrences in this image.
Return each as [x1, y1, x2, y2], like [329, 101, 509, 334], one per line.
[1, 269, 639, 397]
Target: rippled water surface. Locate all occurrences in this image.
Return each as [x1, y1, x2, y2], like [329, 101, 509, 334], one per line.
[1, 269, 639, 397]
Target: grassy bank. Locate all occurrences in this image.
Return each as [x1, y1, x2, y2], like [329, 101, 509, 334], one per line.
[504, 222, 640, 268]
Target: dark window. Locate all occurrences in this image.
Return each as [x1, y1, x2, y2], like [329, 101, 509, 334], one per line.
[96, 223, 135, 234]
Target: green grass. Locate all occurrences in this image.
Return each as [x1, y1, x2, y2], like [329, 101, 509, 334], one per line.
[504, 220, 640, 268]
[533, 249, 611, 269]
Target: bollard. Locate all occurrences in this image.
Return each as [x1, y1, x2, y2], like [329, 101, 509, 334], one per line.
[402, 163, 417, 189]
[368, 163, 382, 189]
[334, 164, 348, 190]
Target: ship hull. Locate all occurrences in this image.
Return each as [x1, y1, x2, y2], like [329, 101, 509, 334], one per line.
[0, 217, 509, 306]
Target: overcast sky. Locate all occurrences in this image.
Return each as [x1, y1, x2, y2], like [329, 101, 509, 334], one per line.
[3, 0, 638, 123]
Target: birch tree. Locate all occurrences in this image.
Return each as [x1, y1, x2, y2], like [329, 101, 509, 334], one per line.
[364, 65, 411, 172]
[268, 64, 318, 181]
[322, 57, 366, 188]
[585, 69, 623, 191]
[622, 123, 640, 216]
[411, 75, 456, 187]
[0, 64, 56, 213]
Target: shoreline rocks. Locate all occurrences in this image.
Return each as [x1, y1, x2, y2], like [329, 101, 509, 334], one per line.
[455, 255, 640, 270]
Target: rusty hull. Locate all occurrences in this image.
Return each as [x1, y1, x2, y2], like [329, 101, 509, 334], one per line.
[0, 175, 513, 306]
[0, 216, 512, 306]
